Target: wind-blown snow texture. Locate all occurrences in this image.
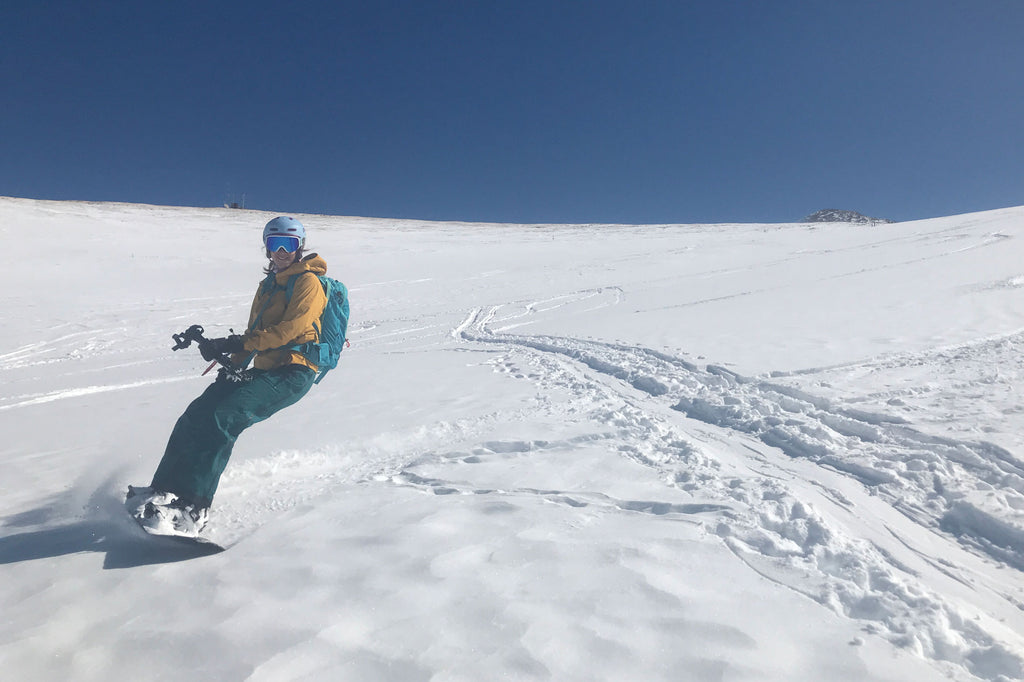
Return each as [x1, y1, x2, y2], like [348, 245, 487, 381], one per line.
[2, 197, 1024, 681]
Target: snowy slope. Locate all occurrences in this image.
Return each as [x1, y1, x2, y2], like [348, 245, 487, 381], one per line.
[2, 197, 1024, 681]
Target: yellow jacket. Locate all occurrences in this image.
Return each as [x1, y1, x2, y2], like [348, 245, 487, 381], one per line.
[237, 254, 328, 371]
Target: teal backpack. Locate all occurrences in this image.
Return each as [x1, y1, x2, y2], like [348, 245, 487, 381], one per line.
[250, 272, 350, 384]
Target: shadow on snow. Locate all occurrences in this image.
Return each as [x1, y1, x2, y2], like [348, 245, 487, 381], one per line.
[0, 483, 224, 569]
[0, 518, 223, 569]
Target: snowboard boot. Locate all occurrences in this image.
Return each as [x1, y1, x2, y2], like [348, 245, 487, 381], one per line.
[125, 486, 177, 516]
[126, 486, 209, 538]
[167, 497, 210, 536]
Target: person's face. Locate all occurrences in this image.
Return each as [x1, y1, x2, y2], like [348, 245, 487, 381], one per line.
[265, 235, 301, 272]
[270, 248, 298, 272]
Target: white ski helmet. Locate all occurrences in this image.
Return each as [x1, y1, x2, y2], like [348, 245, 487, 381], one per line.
[263, 216, 306, 247]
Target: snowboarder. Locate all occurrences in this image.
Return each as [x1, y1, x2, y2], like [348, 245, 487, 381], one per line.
[127, 216, 329, 537]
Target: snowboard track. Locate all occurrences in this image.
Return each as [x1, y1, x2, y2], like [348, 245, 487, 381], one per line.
[456, 304, 1024, 682]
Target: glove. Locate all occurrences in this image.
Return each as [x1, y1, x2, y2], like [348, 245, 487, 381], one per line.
[199, 335, 245, 361]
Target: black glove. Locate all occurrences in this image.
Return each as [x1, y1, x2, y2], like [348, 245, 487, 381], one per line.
[199, 335, 245, 361]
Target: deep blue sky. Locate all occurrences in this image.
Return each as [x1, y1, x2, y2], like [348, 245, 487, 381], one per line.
[4, 1, 1022, 224]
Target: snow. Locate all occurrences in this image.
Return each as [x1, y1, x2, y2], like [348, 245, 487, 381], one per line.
[2, 196, 1024, 681]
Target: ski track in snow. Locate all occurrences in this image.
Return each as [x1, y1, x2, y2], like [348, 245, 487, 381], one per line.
[0, 376, 193, 411]
[443, 294, 1024, 681]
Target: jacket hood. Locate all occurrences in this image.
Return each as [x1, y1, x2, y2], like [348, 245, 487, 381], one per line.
[273, 253, 327, 284]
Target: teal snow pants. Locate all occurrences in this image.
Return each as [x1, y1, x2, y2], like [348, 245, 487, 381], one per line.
[151, 365, 316, 508]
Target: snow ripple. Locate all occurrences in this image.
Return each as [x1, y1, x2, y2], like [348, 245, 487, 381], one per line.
[456, 305, 1024, 681]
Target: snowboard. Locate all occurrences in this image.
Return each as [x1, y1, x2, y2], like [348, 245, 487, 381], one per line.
[125, 486, 225, 552]
[128, 518, 225, 553]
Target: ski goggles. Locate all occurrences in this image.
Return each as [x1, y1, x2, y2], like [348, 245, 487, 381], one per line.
[265, 235, 301, 253]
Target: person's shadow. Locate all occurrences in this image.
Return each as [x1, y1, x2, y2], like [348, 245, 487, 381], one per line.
[0, 483, 223, 569]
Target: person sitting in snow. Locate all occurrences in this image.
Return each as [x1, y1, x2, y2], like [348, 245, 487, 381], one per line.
[126, 216, 328, 537]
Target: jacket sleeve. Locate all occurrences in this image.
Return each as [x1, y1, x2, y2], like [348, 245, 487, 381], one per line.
[243, 273, 327, 351]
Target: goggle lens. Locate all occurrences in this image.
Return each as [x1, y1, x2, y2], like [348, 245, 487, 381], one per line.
[266, 235, 301, 253]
